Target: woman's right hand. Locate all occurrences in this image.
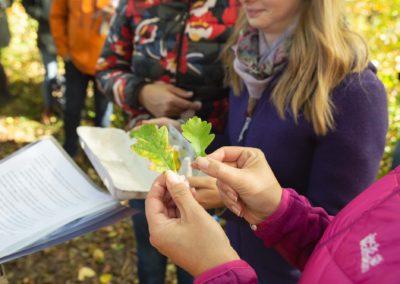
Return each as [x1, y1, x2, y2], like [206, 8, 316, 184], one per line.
[138, 82, 202, 117]
[192, 147, 283, 226]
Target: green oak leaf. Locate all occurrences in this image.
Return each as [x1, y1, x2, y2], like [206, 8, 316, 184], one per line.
[130, 124, 180, 172]
[181, 116, 215, 157]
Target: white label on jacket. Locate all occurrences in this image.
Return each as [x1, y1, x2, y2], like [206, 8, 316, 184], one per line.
[360, 233, 383, 273]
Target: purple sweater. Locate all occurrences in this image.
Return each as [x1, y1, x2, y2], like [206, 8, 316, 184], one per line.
[219, 64, 388, 283]
[195, 167, 400, 284]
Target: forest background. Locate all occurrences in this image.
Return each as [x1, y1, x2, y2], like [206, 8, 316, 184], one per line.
[0, 1, 399, 283]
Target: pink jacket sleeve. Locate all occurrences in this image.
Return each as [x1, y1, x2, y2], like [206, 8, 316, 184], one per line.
[194, 189, 333, 283]
[194, 260, 257, 284]
[254, 188, 333, 270]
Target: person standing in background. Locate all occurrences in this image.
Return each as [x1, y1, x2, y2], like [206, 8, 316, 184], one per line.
[96, 0, 239, 283]
[22, 0, 58, 123]
[0, 0, 11, 100]
[50, 0, 116, 156]
[184, 0, 388, 283]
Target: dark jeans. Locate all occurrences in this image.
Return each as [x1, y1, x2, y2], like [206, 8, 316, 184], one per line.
[63, 61, 110, 156]
[130, 199, 193, 284]
[39, 48, 57, 108]
[0, 61, 10, 98]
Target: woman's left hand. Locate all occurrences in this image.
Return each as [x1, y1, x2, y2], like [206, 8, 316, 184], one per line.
[189, 176, 225, 209]
[145, 171, 239, 277]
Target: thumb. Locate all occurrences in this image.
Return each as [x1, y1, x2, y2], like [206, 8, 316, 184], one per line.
[165, 171, 200, 216]
[195, 157, 242, 188]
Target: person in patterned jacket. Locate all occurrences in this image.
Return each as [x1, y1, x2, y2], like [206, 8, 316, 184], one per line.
[96, 0, 239, 283]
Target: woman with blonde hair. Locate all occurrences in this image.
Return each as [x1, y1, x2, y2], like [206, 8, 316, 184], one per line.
[183, 0, 388, 283]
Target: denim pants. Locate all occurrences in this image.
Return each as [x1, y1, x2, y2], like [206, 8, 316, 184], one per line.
[130, 199, 193, 284]
[39, 48, 57, 108]
[63, 61, 111, 156]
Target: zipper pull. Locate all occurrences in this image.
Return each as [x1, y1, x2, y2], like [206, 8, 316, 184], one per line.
[238, 117, 252, 143]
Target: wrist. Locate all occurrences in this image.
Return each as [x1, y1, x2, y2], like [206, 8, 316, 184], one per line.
[253, 185, 283, 226]
[137, 84, 148, 107]
[252, 188, 292, 242]
[195, 260, 252, 284]
[129, 81, 149, 109]
[193, 246, 240, 277]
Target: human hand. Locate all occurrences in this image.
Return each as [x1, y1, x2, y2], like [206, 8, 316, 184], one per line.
[138, 82, 202, 117]
[146, 171, 239, 276]
[192, 147, 283, 226]
[136, 117, 182, 131]
[188, 176, 225, 209]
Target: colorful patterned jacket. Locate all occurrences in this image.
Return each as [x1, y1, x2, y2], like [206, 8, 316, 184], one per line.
[96, 0, 239, 131]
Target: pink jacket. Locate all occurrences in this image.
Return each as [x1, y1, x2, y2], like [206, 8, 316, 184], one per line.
[195, 166, 400, 283]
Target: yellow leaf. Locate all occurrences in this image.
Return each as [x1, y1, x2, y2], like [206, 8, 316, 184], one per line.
[93, 248, 105, 263]
[78, 267, 96, 281]
[100, 273, 113, 284]
[131, 124, 180, 172]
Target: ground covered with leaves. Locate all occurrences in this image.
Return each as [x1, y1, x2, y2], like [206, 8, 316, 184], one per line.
[0, 84, 140, 284]
[0, 1, 399, 283]
[0, 4, 178, 284]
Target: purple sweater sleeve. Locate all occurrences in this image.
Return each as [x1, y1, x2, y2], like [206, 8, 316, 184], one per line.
[194, 260, 258, 284]
[254, 188, 333, 270]
[307, 67, 388, 214]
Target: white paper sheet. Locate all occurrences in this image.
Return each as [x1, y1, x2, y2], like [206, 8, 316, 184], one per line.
[78, 127, 159, 199]
[77, 126, 199, 200]
[0, 138, 117, 258]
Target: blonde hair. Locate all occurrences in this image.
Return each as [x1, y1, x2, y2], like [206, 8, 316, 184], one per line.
[223, 0, 369, 135]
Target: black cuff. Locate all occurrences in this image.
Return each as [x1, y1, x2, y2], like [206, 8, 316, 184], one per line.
[125, 81, 149, 109]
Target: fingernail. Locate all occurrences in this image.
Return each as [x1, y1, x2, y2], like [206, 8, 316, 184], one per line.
[227, 191, 238, 202]
[196, 157, 209, 170]
[184, 180, 190, 188]
[187, 91, 194, 96]
[194, 101, 202, 108]
[166, 170, 181, 186]
[231, 205, 242, 217]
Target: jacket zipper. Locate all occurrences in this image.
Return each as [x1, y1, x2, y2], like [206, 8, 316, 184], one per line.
[238, 71, 286, 144]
